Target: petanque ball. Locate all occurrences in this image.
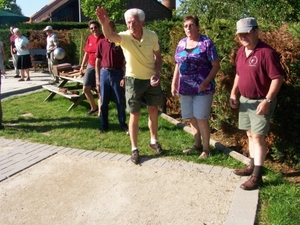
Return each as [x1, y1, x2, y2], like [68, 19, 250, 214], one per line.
[53, 47, 66, 60]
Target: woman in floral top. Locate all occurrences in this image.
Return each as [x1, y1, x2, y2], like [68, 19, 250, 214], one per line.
[171, 15, 220, 159]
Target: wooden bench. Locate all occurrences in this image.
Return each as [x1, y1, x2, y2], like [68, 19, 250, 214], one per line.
[42, 83, 87, 111]
[42, 85, 81, 100]
[29, 49, 47, 72]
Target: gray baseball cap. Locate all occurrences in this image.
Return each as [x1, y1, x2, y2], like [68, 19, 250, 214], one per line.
[236, 17, 258, 34]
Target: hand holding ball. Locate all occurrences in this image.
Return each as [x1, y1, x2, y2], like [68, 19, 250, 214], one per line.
[150, 78, 157, 83]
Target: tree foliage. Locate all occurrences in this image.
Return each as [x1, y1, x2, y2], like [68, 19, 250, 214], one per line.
[177, 0, 300, 25]
[0, 0, 12, 9]
[0, 0, 22, 15]
[80, 0, 127, 22]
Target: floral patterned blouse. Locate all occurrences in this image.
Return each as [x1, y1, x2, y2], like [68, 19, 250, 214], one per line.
[174, 35, 219, 95]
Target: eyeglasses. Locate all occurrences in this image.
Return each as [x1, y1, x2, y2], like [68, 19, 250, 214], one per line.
[90, 26, 98, 30]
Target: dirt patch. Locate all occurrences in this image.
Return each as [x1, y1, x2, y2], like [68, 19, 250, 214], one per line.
[0, 154, 241, 224]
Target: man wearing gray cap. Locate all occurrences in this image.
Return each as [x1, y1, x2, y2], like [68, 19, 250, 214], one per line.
[44, 25, 59, 82]
[230, 17, 284, 190]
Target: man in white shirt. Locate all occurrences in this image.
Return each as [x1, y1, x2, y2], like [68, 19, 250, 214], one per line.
[44, 26, 59, 82]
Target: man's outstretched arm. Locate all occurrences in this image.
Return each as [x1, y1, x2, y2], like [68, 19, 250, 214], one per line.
[95, 6, 121, 43]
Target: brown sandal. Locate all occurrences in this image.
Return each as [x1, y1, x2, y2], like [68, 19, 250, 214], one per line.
[183, 145, 202, 154]
[198, 150, 210, 159]
[18, 78, 25, 82]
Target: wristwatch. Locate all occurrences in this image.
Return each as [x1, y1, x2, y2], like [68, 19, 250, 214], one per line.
[265, 98, 272, 103]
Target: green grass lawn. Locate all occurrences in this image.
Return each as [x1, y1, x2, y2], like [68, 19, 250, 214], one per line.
[1, 90, 299, 225]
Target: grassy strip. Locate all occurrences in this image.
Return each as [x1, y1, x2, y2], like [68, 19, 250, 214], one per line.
[1, 90, 299, 224]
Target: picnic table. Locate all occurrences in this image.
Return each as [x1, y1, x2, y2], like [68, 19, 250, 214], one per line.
[42, 63, 95, 111]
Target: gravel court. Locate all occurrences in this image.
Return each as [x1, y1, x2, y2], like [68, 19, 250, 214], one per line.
[0, 153, 242, 225]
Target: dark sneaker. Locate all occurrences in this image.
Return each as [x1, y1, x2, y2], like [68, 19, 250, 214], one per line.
[98, 128, 107, 133]
[87, 107, 98, 116]
[240, 175, 263, 190]
[233, 165, 254, 176]
[131, 149, 139, 164]
[149, 142, 163, 154]
[14, 74, 20, 78]
[124, 128, 129, 135]
[121, 126, 129, 135]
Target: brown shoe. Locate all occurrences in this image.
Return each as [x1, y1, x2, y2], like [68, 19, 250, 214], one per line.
[149, 142, 163, 154]
[131, 149, 140, 164]
[233, 165, 254, 176]
[240, 175, 262, 190]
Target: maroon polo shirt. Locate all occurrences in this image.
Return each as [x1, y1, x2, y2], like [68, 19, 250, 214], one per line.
[235, 40, 284, 99]
[96, 38, 124, 69]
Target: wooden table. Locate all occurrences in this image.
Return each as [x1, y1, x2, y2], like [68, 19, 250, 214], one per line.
[42, 75, 86, 111]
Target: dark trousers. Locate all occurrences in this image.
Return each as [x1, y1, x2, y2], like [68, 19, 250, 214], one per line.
[99, 68, 127, 130]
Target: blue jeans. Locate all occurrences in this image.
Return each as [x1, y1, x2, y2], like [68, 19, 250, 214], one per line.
[99, 68, 127, 130]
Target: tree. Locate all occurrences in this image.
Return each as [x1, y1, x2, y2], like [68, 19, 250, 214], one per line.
[0, 0, 22, 15]
[176, 0, 300, 25]
[80, 0, 127, 22]
[0, 0, 12, 9]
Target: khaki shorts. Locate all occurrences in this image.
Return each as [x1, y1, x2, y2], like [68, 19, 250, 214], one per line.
[125, 77, 162, 113]
[239, 96, 277, 135]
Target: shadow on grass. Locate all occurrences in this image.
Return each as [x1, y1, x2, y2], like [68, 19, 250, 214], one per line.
[4, 116, 99, 132]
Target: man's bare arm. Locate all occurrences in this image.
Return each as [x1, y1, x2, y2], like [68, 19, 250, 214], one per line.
[95, 7, 121, 43]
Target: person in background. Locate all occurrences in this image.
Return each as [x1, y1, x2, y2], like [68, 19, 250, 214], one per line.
[0, 39, 6, 77]
[44, 26, 59, 82]
[230, 17, 284, 190]
[9, 26, 20, 78]
[80, 20, 104, 116]
[13, 28, 31, 82]
[95, 21, 128, 134]
[96, 7, 163, 164]
[171, 15, 220, 159]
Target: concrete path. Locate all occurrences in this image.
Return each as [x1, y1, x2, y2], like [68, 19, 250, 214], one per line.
[1, 69, 52, 98]
[0, 69, 258, 225]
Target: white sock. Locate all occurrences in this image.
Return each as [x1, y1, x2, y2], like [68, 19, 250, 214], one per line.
[150, 139, 157, 144]
[131, 147, 138, 151]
